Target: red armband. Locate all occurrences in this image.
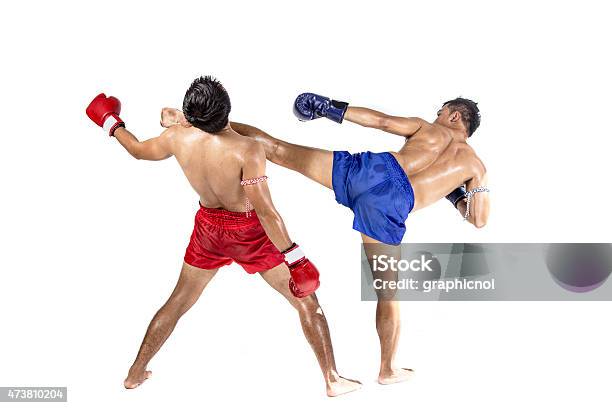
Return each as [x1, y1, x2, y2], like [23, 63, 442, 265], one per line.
[240, 176, 269, 216]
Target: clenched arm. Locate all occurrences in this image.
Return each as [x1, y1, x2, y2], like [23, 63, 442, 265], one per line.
[460, 172, 490, 228]
[241, 143, 293, 251]
[114, 127, 174, 161]
[344, 106, 425, 137]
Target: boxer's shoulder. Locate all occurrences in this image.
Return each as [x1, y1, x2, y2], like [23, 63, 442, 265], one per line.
[156, 125, 190, 148]
[453, 142, 485, 174]
[161, 124, 188, 138]
[226, 133, 266, 165]
[241, 138, 266, 162]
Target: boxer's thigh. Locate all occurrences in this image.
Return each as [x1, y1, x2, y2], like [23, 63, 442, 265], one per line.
[361, 233, 401, 301]
[166, 263, 219, 309]
[361, 233, 402, 259]
[276, 141, 333, 190]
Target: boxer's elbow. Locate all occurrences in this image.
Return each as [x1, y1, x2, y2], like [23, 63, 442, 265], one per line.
[473, 219, 487, 229]
[471, 211, 489, 229]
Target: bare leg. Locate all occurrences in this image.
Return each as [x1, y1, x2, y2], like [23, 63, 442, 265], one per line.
[232, 122, 334, 189]
[361, 233, 414, 385]
[260, 263, 361, 397]
[124, 263, 218, 389]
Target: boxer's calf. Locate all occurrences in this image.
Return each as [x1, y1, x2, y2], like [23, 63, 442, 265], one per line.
[260, 264, 361, 397]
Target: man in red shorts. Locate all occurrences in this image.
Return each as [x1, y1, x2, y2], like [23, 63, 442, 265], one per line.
[85, 76, 361, 396]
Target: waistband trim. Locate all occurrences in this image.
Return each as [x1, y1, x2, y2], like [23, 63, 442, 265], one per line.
[382, 153, 415, 213]
[382, 153, 412, 191]
[197, 203, 260, 229]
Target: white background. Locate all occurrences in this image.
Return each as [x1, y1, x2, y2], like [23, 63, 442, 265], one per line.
[1, 0, 611, 407]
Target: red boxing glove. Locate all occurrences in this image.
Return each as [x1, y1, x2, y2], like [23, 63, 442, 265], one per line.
[86, 93, 125, 136]
[283, 243, 320, 298]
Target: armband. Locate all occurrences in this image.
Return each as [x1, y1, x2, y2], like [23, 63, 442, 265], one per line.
[240, 176, 268, 186]
[240, 176, 269, 217]
[464, 186, 490, 220]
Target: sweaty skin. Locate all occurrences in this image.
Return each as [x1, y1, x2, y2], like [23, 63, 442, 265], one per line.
[115, 115, 361, 396]
[159, 105, 489, 225]
[115, 120, 293, 248]
[163, 104, 489, 385]
[343, 106, 489, 226]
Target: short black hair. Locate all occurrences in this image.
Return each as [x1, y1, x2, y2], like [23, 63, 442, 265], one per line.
[443, 97, 480, 137]
[182, 76, 231, 133]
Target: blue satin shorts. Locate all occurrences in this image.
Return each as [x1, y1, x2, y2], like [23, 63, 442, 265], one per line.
[332, 151, 414, 245]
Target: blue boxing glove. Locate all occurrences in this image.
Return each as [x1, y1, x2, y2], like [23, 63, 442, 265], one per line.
[293, 93, 349, 123]
[446, 185, 467, 207]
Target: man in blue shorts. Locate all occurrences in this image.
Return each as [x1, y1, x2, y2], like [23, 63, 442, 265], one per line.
[233, 94, 490, 384]
[164, 94, 490, 385]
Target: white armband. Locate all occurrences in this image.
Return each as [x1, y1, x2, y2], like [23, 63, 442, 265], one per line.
[464, 186, 490, 220]
[283, 244, 306, 266]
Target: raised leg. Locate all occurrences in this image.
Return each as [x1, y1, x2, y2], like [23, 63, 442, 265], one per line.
[124, 263, 218, 389]
[232, 122, 334, 189]
[361, 233, 414, 385]
[259, 263, 361, 397]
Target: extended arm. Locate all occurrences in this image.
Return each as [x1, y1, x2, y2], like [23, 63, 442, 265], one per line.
[292, 92, 425, 137]
[344, 107, 425, 137]
[114, 128, 173, 161]
[86, 93, 174, 161]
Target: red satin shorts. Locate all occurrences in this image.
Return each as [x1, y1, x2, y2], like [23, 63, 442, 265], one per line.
[184, 205, 285, 273]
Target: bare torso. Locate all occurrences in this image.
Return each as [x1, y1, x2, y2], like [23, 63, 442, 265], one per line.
[166, 126, 255, 212]
[392, 123, 485, 211]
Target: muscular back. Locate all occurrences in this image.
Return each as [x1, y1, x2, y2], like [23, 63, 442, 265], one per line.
[393, 123, 485, 211]
[166, 126, 256, 212]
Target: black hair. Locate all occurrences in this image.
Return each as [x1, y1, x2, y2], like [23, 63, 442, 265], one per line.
[182, 76, 231, 133]
[443, 97, 480, 137]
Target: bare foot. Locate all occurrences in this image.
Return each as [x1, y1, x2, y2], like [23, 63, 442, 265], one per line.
[378, 368, 414, 385]
[326, 376, 362, 397]
[124, 367, 152, 389]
